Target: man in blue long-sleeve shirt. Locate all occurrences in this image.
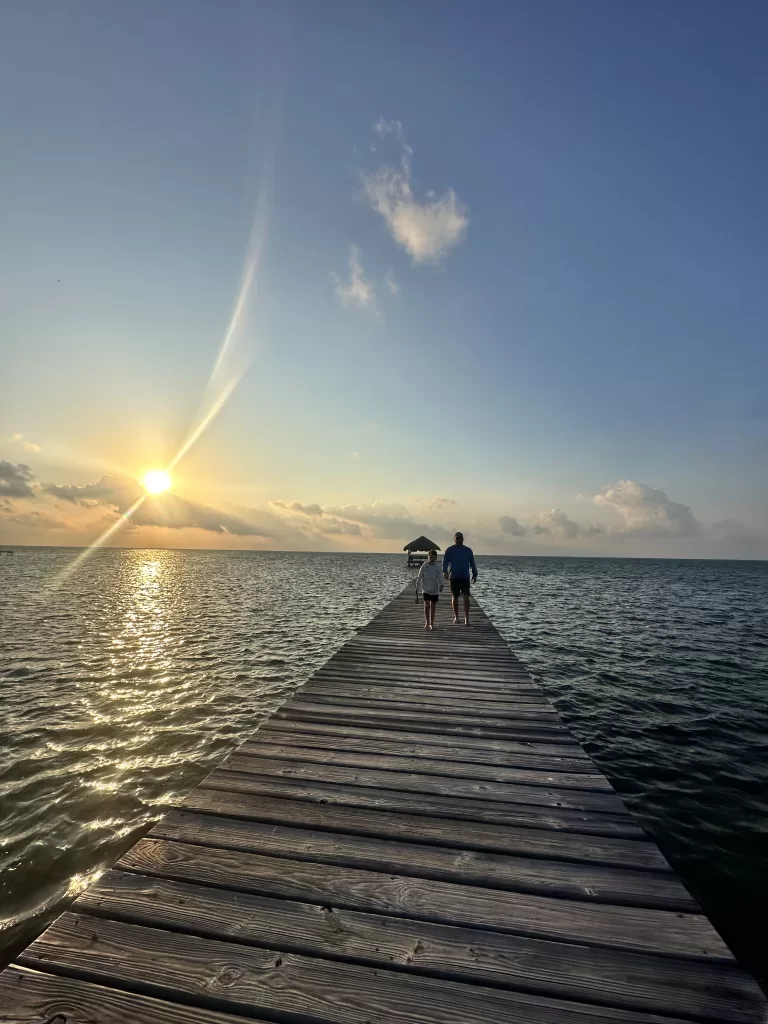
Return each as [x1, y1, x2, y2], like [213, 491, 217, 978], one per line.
[442, 531, 478, 626]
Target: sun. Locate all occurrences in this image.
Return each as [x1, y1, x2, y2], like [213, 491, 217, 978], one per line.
[142, 470, 172, 495]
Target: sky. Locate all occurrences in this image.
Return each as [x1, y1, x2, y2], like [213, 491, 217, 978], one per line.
[1, 0, 767, 558]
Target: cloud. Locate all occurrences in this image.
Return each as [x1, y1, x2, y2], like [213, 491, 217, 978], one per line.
[363, 123, 469, 263]
[595, 480, 702, 537]
[44, 474, 267, 536]
[384, 268, 399, 295]
[0, 501, 70, 530]
[11, 433, 42, 453]
[413, 495, 457, 512]
[44, 474, 136, 506]
[534, 508, 581, 539]
[711, 518, 756, 541]
[272, 500, 324, 517]
[331, 246, 377, 312]
[0, 462, 37, 499]
[499, 515, 526, 536]
[324, 500, 451, 542]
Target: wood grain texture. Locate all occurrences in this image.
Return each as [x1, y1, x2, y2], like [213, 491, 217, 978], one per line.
[246, 728, 599, 772]
[296, 692, 557, 715]
[0, 963, 266, 1024]
[149, 809, 695, 910]
[220, 753, 629, 813]
[179, 787, 670, 870]
[74, 871, 767, 1023]
[118, 838, 730, 960]
[204, 769, 647, 838]
[19, 913, 703, 1024]
[258, 718, 591, 757]
[236, 741, 610, 790]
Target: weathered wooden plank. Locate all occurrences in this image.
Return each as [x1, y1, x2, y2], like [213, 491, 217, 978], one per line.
[75, 871, 767, 1024]
[278, 706, 570, 741]
[20, 914, 704, 1024]
[246, 730, 601, 773]
[118, 838, 731, 960]
[305, 681, 547, 703]
[180, 788, 670, 871]
[0, 963, 270, 1024]
[221, 753, 629, 813]
[313, 666, 538, 687]
[204, 769, 646, 837]
[285, 698, 561, 724]
[296, 693, 558, 716]
[236, 741, 607, 790]
[150, 810, 694, 910]
[259, 718, 592, 758]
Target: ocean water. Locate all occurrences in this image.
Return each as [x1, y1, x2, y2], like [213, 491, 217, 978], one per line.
[1, 548, 767, 986]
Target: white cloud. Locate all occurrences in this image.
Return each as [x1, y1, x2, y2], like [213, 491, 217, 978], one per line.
[363, 123, 468, 263]
[374, 119, 404, 141]
[10, 433, 42, 453]
[499, 515, 526, 536]
[533, 508, 581, 539]
[595, 480, 702, 537]
[331, 245, 377, 312]
[384, 268, 399, 295]
[323, 500, 451, 542]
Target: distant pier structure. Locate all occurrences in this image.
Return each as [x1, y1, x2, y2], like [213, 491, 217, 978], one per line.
[404, 534, 441, 567]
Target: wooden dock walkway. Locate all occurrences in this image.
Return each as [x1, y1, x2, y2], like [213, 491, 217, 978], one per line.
[3, 587, 767, 1023]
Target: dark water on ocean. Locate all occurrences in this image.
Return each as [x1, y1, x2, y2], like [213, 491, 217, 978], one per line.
[1, 549, 767, 985]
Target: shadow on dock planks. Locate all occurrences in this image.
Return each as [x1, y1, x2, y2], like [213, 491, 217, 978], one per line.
[2, 586, 767, 1024]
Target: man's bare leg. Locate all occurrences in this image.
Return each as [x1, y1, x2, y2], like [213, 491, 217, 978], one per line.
[464, 593, 471, 625]
[451, 595, 459, 623]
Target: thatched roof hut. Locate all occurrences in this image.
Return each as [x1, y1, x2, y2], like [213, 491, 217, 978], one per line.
[403, 535, 441, 552]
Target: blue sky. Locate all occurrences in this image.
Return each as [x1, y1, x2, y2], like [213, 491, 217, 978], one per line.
[1, 0, 766, 556]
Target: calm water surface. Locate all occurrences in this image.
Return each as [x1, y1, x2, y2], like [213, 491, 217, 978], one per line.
[1, 548, 767, 985]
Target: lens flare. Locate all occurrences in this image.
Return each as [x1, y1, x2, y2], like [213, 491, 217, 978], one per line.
[142, 470, 172, 495]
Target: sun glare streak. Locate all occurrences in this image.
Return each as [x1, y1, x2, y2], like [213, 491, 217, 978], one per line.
[171, 140, 276, 472]
[47, 495, 147, 592]
[51, 118, 278, 584]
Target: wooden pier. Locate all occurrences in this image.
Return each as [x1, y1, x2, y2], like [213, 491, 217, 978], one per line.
[3, 587, 766, 1023]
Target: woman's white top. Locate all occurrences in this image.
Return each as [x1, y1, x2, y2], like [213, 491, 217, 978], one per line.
[417, 561, 444, 595]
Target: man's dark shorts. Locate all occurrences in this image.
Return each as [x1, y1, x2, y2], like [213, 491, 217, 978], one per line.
[450, 577, 471, 598]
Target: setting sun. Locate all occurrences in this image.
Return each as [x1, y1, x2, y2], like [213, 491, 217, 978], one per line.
[142, 470, 172, 495]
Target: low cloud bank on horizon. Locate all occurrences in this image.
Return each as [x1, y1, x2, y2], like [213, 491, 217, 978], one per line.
[1, 460, 763, 558]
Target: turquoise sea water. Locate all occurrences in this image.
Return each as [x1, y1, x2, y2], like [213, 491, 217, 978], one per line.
[1, 548, 767, 985]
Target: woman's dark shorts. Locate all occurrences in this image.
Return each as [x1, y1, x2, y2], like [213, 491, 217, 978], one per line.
[450, 577, 471, 597]
[423, 593, 439, 603]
